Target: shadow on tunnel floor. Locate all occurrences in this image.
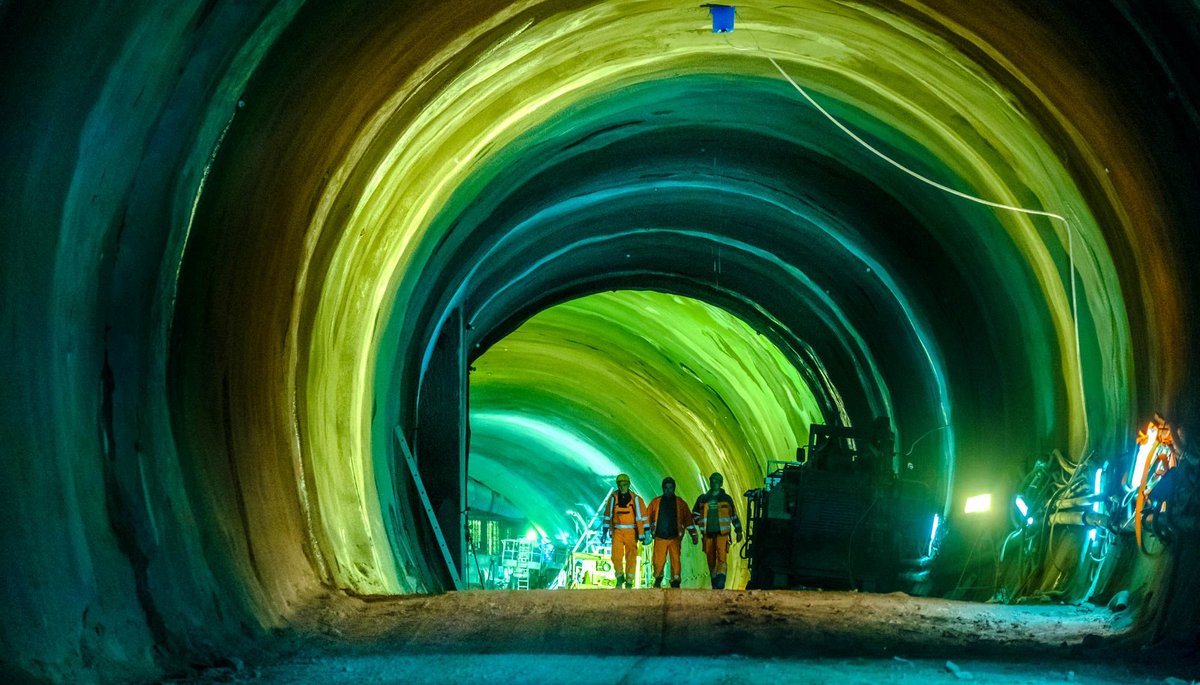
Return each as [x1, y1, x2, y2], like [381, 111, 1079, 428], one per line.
[279, 588, 1157, 661]
[156, 589, 1200, 684]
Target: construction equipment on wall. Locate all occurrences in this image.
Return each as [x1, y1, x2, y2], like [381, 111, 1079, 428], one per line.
[997, 448, 1110, 603]
[742, 419, 939, 592]
[997, 414, 1198, 604]
[1129, 416, 1180, 549]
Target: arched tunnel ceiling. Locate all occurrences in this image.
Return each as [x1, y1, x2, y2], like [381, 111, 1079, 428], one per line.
[3, 0, 1200, 679]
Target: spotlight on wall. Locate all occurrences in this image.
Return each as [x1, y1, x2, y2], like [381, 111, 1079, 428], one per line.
[964, 493, 992, 514]
[928, 513, 940, 557]
[1089, 467, 1104, 542]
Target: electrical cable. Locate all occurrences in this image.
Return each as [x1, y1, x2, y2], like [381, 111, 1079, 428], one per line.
[739, 490, 760, 561]
[950, 527, 985, 598]
[723, 40, 1091, 460]
[989, 528, 1004, 601]
[763, 55, 1087, 458]
[998, 528, 1023, 563]
[765, 57, 1068, 224]
[901, 424, 949, 458]
[845, 495, 879, 590]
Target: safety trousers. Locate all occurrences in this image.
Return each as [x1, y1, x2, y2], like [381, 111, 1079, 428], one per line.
[702, 533, 730, 575]
[651, 537, 683, 581]
[611, 529, 639, 578]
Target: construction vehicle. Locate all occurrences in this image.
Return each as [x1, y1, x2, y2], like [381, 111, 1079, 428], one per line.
[743, 419, 939, 592]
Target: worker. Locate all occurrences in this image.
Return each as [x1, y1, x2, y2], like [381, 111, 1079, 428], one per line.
[599, 473, 649, 588]
[691, 471, 742, 589]
[644, 476, 699, 588]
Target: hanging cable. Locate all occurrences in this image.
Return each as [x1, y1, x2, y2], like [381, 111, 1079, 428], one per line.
[759, 52, 1089, 460]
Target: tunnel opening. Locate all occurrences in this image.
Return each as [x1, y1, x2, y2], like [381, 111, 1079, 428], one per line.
[462, 288, 827, 591]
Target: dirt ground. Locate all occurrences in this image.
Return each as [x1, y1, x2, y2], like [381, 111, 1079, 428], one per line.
[167, 589, 1199, 684]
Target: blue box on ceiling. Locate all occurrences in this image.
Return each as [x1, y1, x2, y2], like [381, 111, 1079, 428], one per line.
[707, 4, 735, 33]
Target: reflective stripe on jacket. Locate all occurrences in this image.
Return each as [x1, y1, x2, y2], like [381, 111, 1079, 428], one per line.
[647, 495, 698, 539]
[692, 489, 742, 536]
[602, 491, 649, 536]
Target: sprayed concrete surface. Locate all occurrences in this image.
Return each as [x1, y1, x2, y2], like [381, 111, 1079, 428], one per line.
[163, 589, 1199, 684]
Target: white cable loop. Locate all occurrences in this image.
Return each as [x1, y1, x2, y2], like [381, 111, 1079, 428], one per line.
[763, 53, 1087, 461]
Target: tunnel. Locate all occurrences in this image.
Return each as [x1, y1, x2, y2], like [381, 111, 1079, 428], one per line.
[1, 1, 1198, 683]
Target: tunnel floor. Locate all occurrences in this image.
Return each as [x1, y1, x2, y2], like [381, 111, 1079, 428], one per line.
[173, 590, 1196, 684]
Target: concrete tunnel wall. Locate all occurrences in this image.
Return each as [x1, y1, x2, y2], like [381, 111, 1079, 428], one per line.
[1, 1, 1199, 682]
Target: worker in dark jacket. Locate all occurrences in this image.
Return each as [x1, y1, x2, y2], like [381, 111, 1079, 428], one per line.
[644, 476, 699, 588]
[691, 472, 742, 589]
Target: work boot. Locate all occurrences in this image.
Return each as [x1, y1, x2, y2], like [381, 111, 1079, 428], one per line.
[714, 573, 727, 590]
[669, 578, 681, 588]
[653, 576, 663, 588]
[615, 573, 625, 588]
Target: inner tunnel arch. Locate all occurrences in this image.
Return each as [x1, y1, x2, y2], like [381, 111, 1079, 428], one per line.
[393, 217, 960, 581]
[464, 287, 837, 589]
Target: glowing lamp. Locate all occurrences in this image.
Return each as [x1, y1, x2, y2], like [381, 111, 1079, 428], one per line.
[1130, 423, 1158, 491]
[524, 529, 539, 541]
[964, 493, 992, 514]
[1014, 496, 1028, 517]
[927, 513, 940, 557]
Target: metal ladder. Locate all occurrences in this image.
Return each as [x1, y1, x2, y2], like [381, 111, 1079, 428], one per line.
[514, 540, 532, 590]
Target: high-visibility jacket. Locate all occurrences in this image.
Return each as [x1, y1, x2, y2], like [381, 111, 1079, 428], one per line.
[692, 489, 742, 537]
[646, 495, 698, 539]
[602, 491, 649, 537]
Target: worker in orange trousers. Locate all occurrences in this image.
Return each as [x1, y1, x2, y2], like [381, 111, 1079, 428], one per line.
[645, 476, 699, 588]
[600, 473, 649, 588]
[692, 471, 742, 589]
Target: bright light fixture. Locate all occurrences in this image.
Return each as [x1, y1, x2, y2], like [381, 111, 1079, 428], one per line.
[1014, 496, 1029, 517]
[524, 529, 539, 541]
[1130, 423, 1158, 490]
[964, 493, 992, 514]
[928, 513, 940, 557]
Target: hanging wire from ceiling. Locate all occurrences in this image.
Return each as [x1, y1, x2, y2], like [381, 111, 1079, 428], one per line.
[716, 21, 1086, 462]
